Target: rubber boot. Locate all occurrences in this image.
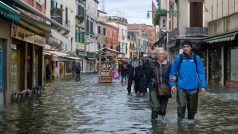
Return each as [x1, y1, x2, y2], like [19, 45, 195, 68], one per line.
[151, 111, 158, 120]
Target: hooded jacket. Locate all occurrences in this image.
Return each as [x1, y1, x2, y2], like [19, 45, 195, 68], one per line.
[169, 52, 207, 90]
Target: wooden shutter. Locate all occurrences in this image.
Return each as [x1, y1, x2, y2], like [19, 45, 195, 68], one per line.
[190, 2, 203, 27]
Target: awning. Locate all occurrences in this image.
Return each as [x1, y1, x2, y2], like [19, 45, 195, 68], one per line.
[0, 1, 20, 22]
[67, 57, 81, 60]
[46, 36, 62, 48]
[205, 32, 237, 44]
[2, 0, 66, 31]
[19, 10, 51, 35]
[45, 50, 80, 61]
[45, 51, 68, 57]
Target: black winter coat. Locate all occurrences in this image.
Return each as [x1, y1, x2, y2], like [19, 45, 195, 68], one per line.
[147, 60, 172, 87]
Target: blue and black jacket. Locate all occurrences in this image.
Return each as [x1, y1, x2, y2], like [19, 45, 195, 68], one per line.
[169, 52, 207, 91]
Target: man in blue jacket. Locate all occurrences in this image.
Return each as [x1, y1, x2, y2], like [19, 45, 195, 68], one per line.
[169, 40, 206, 123]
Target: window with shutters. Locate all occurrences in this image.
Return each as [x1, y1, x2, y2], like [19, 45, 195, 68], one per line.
[190, 2, 203, 27]
[98, 26, 101, 35]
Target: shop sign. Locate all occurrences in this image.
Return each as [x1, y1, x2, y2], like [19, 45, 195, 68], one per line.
[11, 25, 46, 47]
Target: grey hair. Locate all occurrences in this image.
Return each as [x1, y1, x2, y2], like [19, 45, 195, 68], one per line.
[153, 47, 168, 57]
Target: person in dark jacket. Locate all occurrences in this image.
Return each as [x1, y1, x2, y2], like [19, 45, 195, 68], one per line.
[45, 59, 51, 81]
[120, 61, 128, 83]
[147, 48, 172, 121]
[141, 56, 153, 95]
[75, 60, 81, 81]
[169, 39, 206, 124]
[127, 53, 142, 95]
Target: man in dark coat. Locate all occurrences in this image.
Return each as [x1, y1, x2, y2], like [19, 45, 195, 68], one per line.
[127, 53, 142, 95]
[75, 60, 81, 81]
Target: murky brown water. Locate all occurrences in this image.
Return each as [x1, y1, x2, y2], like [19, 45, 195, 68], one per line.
[0, 74, 238, 133]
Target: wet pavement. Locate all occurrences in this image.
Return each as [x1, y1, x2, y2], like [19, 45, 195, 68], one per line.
[0, 74, 238, 133]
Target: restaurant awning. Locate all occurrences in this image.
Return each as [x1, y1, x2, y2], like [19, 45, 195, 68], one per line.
[205, 32, 238, 44]
[0, 1, 20, 22]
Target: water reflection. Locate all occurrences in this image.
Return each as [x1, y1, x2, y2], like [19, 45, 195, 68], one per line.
[0, 74, 237, 133]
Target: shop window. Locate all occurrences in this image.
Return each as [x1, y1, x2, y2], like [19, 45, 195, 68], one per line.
[209, 48, 221, 81]
[230, 48, 238, 81]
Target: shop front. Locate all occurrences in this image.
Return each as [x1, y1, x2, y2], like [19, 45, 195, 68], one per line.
[0, 1, 21, 104]
[205, 32, 238, 86]
[10, 25, 46, 95]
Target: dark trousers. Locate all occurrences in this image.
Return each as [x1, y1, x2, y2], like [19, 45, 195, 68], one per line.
[75, 72, 81, 81]
[127, 75, 139, 93]
[176, 88, 198, 119]
[149, 89, 169, 119]
[139, 76, 146, 93]
[121, 72, 127, 82]
[158, 98, 169, 116]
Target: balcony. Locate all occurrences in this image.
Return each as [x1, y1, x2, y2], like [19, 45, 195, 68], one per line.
[186, 27, 208, 37]
[76, 13, 85, 22]
[51, 8, 63, 24]
[87, 52, 96, 58]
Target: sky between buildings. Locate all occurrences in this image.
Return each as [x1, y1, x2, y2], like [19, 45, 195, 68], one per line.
[98, 0, 153, 25]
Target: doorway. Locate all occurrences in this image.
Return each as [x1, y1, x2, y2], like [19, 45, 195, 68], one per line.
[0, 39, 4, 105]
[0, 40, 3, 91]
[27, 44, 33, 89]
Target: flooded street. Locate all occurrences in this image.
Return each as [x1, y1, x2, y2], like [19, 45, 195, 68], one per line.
[0, 74, 238, 133]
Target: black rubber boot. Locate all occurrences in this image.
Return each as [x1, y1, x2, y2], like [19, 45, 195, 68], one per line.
[151, 111, 158, 120]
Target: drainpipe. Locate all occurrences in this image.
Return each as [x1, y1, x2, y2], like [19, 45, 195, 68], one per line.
[13, 0, 66, 31]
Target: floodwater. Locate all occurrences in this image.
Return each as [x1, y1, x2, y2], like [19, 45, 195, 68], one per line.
[0, 74, 237, 133]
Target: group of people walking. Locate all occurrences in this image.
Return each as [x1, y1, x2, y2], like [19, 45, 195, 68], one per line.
[126, 40, 207, 124]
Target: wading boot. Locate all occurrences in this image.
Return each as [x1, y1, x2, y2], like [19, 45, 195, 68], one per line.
[151, 111, 158, 123]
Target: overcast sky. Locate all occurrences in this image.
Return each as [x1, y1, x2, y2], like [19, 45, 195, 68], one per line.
[98, 0, 153, 25]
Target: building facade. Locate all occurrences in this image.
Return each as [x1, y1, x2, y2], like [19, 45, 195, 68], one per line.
[127, 32, 137, 59]
[107, 16, 128, 59]
[85, 0, 98, 73]
[128, 24, 149, 58]
[45, 0, 77, 80]
[0, 0, 54, 104]
[0, 1, 20, 104]
[105, 24, 118, 50]
[75, 0, 86, 73]
[167, 0, 208, 62]
[204, 0, 238, 86]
